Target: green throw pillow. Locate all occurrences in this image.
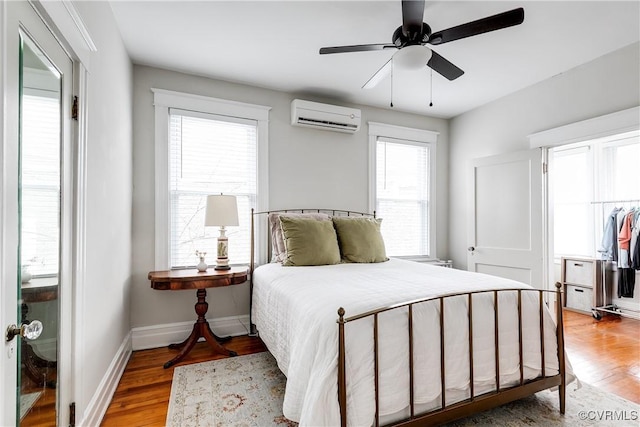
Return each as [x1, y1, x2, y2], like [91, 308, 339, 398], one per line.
[279, 216, 341, 266]
[332, 217, 388, 263]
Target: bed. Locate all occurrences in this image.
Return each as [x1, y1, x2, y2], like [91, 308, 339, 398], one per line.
[249, 209, 572, 426]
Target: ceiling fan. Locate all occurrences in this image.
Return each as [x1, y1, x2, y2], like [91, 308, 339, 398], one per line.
[319, 0, 524, 89]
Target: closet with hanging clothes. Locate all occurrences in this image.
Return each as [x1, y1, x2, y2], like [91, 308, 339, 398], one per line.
[593, 199, 640, 320]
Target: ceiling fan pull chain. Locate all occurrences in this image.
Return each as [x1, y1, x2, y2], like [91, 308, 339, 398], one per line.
[390, 57, 394, 107]
[429, 68, 434, 107]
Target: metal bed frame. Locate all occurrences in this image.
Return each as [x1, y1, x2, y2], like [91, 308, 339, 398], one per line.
[249, 208, 566, 426]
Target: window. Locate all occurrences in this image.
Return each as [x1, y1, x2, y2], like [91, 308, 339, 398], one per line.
[552, 146, 593, 257]
[169, 110, 256, 268]
[21, 93, 60, 276]
[369, 122, 438, 258]
[153, 90, 270, 269]
[552, 131, 640, 258]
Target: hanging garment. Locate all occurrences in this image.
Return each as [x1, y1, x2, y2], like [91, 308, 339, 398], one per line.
[617, 209, 637, 298]
[631, 211, 640, 270]
[599, 207, 621, 261]
[618, 268, 636, 298]
[618, 210, 634, 268]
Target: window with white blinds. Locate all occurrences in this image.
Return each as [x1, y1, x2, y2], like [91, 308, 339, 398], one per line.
[168, 109, 257, 268]
[21, 93, 60, 276]
[375, 137, 432, 257]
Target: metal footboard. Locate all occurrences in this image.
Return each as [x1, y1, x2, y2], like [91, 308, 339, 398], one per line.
[336, 284, 566, 427]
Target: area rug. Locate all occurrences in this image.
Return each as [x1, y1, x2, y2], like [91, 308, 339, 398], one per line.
[20, 391, 41, 420]
[167, 352, 640, 427]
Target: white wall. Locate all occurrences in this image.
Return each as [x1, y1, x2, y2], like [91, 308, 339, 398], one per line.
[449, 42, 640, 270]
[131, 65, 449, 329]
[71, 1, 133, 421]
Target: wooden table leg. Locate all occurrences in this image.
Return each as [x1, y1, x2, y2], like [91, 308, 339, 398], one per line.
[22, 340, 57, 388]
[163, 288, 237, 369]
[21, 304, 57, 388]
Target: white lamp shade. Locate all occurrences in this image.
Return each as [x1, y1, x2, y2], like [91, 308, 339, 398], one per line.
[394, 45, 432, 70]
[205, 194, 239, 227]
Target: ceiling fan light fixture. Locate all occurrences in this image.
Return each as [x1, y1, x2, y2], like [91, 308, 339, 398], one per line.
[394, 45, 432, 70]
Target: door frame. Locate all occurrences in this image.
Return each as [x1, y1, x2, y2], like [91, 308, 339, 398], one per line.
[28, 1, 96, 423]
[528, 106, 640, 296]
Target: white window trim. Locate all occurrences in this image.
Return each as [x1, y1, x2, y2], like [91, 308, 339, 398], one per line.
[527, 106, 640, 148]
[152, 89, 270, 270]
[368, 121, 439, 259]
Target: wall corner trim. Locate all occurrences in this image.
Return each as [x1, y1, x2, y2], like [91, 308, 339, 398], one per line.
[81, 331, 132, 427]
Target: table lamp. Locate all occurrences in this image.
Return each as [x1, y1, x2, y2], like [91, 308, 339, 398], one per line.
[205, 194, 239, 270]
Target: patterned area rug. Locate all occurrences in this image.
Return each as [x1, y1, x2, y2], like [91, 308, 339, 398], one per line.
[167, 352, 639, 426]
[20, 391, 41, 420]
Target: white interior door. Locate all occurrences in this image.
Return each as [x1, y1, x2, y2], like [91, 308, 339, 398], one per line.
[1, 1, 73, 425]
[467, 149, 545, 288]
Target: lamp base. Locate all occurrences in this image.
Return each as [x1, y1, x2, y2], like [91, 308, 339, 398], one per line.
[215, 228, 231, 271]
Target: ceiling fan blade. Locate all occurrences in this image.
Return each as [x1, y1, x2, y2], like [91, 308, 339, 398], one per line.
[427, 51, 464, 81]
[401, 0, 425, 39]
[319, 44, 396, 55]
[428, 7, 524, 45]
[362, 58, 392, 89]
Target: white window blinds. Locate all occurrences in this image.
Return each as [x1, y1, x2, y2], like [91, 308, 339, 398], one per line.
[376, 137, 431, 257]
[21, 94, 60, 276]
[169, 108, 257, 268]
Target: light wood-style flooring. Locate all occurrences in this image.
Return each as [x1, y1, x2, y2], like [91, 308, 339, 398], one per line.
[562, 309, 640, 404]
[21, 310, 640, 426]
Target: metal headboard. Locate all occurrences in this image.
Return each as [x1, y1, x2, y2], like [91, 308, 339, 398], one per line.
[248, 208, 375, 335]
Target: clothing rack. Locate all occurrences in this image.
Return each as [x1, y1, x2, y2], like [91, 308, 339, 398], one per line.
[590, 199, 640, 320]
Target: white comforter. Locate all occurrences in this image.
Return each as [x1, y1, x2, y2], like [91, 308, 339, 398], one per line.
[252, 258, 571, 426]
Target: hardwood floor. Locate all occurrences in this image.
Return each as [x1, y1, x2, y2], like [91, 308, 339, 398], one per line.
[101, 336, 267, 426]
[563, 309, 640, 404]
[19, 310, 639, 426]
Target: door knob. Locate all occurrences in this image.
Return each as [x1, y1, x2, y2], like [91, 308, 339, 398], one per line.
[468, 246, 475, 252]
[6, 320, 43, 342]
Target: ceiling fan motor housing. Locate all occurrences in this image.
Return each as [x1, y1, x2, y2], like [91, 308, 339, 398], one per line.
[393, 23, 432, 48]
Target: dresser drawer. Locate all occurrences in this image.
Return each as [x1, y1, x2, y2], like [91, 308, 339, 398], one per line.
[564, 259, 595, 287]
[565, 285, 593, 313]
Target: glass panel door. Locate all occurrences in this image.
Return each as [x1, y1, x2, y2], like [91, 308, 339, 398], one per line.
[17, 32, 61, 426]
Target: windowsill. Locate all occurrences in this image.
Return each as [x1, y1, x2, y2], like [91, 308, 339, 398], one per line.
[392, 256, 442, 262]
[170, 263, 250, 271]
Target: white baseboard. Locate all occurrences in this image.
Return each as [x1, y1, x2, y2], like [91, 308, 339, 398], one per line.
[131, 314, 250, 351]
[80, 331, 132, 427]
[78, 315, 249, 426]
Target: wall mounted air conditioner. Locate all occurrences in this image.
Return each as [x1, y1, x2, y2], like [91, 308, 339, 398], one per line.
[291, 99, 361, 133]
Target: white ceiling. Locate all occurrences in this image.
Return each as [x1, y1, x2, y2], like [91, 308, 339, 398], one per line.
[109, 1, 640, 119]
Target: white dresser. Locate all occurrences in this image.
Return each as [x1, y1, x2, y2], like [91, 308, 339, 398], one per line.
[560, 257, 601, 314]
